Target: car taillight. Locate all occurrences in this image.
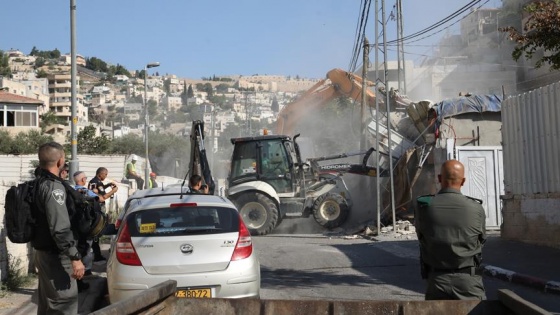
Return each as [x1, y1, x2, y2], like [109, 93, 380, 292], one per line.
[231, 215, 253, 261]
[116, 220, 142, 266]
[170, 203, 197, 208]
[114, 219, 122, 229]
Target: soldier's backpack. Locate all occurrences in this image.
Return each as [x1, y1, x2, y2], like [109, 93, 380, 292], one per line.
[62, 181, 108, 239]
[4, 179, 39, 243]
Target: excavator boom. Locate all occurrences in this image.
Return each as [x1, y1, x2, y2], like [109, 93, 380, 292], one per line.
[276, 68, 379, 135]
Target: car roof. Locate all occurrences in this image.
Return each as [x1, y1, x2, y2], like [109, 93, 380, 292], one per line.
[125, 185, 236, 213]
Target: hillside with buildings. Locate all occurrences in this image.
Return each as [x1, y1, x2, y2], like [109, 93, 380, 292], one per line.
[0, 48, 321, 168]
[1, 4, 560, 166]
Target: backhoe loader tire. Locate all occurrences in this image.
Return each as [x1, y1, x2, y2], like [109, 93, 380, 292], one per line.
[235, 193, 279, 236]
[312, 193, 349, 229]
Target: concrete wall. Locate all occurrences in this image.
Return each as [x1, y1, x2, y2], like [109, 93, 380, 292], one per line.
[502, 193, 560, 249]
[432, 113, 502, 190]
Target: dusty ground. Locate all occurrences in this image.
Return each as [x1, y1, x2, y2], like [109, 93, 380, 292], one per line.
[0, 276, 38, 314]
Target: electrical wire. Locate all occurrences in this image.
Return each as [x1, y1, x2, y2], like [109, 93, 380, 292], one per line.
[387, 0, 483, 45]
[348, 0, 372, 73]
[396, 0, 491, 46]
[348, 0, 367, 72]
[388, 0, 481, 44]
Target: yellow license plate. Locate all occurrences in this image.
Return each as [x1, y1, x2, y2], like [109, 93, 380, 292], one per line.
[175, 288, 212, 298]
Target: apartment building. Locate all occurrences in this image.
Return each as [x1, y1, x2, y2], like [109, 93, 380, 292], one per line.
[59, 54, 86, 67]
[47, 73, 88, 123]
[163, 95, 182, 111]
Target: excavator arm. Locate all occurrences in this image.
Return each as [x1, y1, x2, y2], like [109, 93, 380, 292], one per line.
[188, 120, 215, 194]
[276, 68, 379, 135]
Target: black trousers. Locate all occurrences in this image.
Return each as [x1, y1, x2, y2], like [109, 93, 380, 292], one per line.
[127, 174, 144, 189]
[91, 238, 102, 258]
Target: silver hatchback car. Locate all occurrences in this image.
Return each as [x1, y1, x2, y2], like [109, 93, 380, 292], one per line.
[105, 187, 260, 303]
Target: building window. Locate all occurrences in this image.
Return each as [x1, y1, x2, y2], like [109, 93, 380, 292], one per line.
[0, 105, 38, 127]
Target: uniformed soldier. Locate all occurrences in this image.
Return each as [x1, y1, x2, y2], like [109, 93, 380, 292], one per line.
[32, 142, 85, 314]
[415, 159, 486, 300]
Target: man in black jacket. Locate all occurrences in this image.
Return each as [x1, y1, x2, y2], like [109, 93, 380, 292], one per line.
[32, 142, 85, 314]
[88, 167, 118, 263]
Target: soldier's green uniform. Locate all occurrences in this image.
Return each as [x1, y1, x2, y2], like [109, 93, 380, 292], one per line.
[416, 187, 486, 300]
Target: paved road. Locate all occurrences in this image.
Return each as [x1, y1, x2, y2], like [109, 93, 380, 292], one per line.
[254, 233, 560, 312]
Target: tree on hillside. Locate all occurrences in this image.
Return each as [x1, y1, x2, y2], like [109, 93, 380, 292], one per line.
[501, 1, 560, 69]
[187, 84, 194, 98]
[209, 95, 227, 107]
[86, 57, 109, 72]
[36, 69, 48, 78]
[29, 46, 39, 56]
[34, 57, 46, 68]
[0, 51, 12, 77]
[40, 111, 64, 132]
[76, 125, 110, 154]
[29, 47, 61, 60]
[181, 81, 188, 105]
[147, 99, 158, 117]
[108, 134, 144, 155]
[164, 78, 171, 95]
[271, 96, 279, 112]
[216, 83, 230, 93]
[204, 83, 214, 97]
[109, 64, 131, 77]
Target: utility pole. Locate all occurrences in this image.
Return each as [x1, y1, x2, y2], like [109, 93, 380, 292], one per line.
[397, 0, 407, 94]
[244, 92, 249, 134]
[210, 110, 216, 171]
[360, 38, 369, 153]
[396, 0, 402, 92]
[69, 0, 79, 183]
[374, 0, 381, 235]
[382, 0, 397, 234]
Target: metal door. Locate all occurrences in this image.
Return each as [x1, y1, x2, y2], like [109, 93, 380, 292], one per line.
[455, 147, 504, 229]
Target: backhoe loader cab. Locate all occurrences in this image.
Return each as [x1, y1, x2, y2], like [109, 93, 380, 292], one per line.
[226, 134, 358, 235]
[229, 135, 296, 194]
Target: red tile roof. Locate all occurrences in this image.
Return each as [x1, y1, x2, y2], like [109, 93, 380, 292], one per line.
[0, 90, 43, 105]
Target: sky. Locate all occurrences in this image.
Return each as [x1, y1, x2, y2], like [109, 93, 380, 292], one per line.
[1, 0, 501, 80]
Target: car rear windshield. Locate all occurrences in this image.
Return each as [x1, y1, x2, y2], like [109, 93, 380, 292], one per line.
[127, 206, 239, 237]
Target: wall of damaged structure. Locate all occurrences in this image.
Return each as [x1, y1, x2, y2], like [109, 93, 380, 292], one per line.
[431, 112, 502, 187]
[501, 82, 560, 248]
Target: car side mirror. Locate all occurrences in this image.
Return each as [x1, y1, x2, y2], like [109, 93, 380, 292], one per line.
[103, 224, 118, 236]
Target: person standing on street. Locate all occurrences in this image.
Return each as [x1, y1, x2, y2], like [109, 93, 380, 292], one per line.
[73, 171, 104, 291]
[415, 159, 486, 300]
[148, 172, 158, 188]
[88, 167, 118, 263]
[32, 142, 85, 314]
[124, 154, 144, 189]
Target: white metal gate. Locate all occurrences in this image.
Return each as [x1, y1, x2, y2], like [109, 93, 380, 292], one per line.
[454, 146, 504, 229]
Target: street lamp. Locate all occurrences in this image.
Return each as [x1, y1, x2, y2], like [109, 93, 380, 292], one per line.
[144, 61, 160, 189]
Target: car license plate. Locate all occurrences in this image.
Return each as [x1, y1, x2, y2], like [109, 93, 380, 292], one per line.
[175, 288, 212, 298]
